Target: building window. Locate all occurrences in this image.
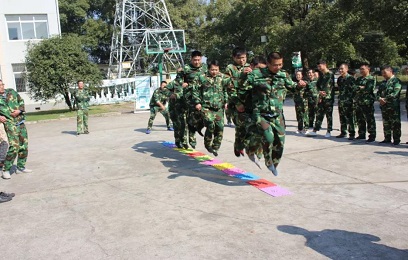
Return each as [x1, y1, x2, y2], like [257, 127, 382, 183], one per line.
[12, 64, 27, 92]
[6, 14, 49, 41]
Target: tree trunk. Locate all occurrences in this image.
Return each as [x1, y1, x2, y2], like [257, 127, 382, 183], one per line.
[63, 91, 73, 111]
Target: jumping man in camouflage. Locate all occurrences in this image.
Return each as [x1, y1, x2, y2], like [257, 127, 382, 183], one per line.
[354, 63, 376, 142]
[225, 47, 252, 157]
[336, 64, 356, 139]
[176, 51, 207, 149]
[305, 60, 335, 138]
[166, 75, 187, 148]
[146, 81, 173, 134]
[377, 66, 402, 145]
[192, 60, 230, 156]
[246, 52, 305, 176]
[73, 80, 91, 135]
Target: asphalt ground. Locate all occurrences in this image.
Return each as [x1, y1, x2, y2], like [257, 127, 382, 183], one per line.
[0, 101, 407, 259]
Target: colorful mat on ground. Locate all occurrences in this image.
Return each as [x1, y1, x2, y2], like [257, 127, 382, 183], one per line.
[162, 141, 292, 197]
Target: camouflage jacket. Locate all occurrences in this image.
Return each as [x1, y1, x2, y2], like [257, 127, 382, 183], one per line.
[149, 87, 169, 107]
[175, 63, 208, 105]
[0, 94, 13, 121]
[247, 68, 296, 116]
[225, 63, 251, 107]
[293, 80, 308, 103]
[317, 71, 335, 101]
[336, 74, 355, 103]
[305, 79, 319, 100]
[192, 72, 230, 110]
[376, 76, 402, 107]
[3, 89, 25, 123]
[73, 89, 90, 110]
[354, 75, 376, 105]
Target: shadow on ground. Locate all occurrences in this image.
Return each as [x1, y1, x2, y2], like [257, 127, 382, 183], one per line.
[277, 225, 408, 259]
[132, 141, 247, 187]
[61, 130, 77, 136]
[134, 124, 172, 134]
[374, 150, 408, 157]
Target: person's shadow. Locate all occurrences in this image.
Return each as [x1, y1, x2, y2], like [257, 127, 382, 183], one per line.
[277, 225, 408, 259]
[61, 131, 77, 136]
[132, 141, 248, 186]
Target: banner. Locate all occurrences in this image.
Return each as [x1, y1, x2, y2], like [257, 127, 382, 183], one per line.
[292, 51, 302, 69]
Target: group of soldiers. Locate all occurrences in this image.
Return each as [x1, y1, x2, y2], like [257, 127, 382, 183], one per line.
[0, 79, 31, 203]
[148, 49, 303, 176]
[147, 48, 407, 177]
[295, 62, 405, 147]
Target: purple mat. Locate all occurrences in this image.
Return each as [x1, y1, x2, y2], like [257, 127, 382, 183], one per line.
[259, 186, 292, 197]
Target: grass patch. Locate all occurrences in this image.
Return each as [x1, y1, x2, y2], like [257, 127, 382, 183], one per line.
[26, 102, 136, 121]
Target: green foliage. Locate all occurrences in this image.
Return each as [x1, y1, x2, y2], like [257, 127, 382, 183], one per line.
[25, 35, 102, 110]
[59, 0, 115, 63]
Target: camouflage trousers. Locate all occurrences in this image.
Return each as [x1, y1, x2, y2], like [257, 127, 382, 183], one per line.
[147, 106, 171, 130]
[313, 100, 334, 132]
[77, 109, 89, 134]
[308, 98, 318, 128]
[229, 107, 249, 151]
[338, 100, 356, 136]
[0, 123, 8, 163]
[169, 100, 187, 147]
[295, 99, 309, 131]
[355, 103, 376, 139]
[245, 114, 285, 168]
[380, 105, 401, 142]
[4, 122, 28, 171]
[186, 106, 204, 148]
[202, 108, 224, 151]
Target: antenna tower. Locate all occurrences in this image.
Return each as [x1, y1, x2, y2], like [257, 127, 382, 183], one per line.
[108, 0, 184, 79]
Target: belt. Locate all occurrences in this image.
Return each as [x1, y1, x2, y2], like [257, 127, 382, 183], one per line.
[260, 113, 280, 118]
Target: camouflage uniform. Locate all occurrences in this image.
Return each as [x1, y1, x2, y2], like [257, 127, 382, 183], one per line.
[177, 63, 207, 148]
[336, 74, 356, 137]
[0, 89, 23, 171]
[246, 68, 296, 168]
[313, 71, 335, 132]
[73, 89, 90, 134]
[376, 76, 402, 143]
[192, 72, 230, 154]
[225, 63, 251, 152]
[305, 79, 319, 127]
[147, 87, 171, 130]
[293, 82, 309, 131]
[166, 80, 187, 148]
[354, 75, 376, 139]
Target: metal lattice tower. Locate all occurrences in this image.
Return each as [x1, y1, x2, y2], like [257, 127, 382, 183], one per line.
[108, 0, 184, 79]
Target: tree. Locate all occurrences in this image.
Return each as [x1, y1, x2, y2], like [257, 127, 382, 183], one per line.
[59, 0, 115, 63]
[25, 35, 102, 110]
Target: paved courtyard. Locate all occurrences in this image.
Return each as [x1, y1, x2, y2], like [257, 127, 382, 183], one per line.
[0, 101, 407, 259]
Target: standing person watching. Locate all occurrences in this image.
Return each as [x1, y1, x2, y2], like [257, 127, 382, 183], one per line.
[336, 64, 356, 139]
[73, 80, 91, 135]
[293, 71, 309, 134]
[354, 63, 376, 142]
[305, 69, 319, 129]
[377, 66, 402, 145]
[305, 60, 335, 138]
[146, 81, 173, 134]
[0, 79, 31, 178]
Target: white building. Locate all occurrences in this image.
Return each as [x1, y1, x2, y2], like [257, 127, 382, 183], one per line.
[0, 0, 61, 107]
